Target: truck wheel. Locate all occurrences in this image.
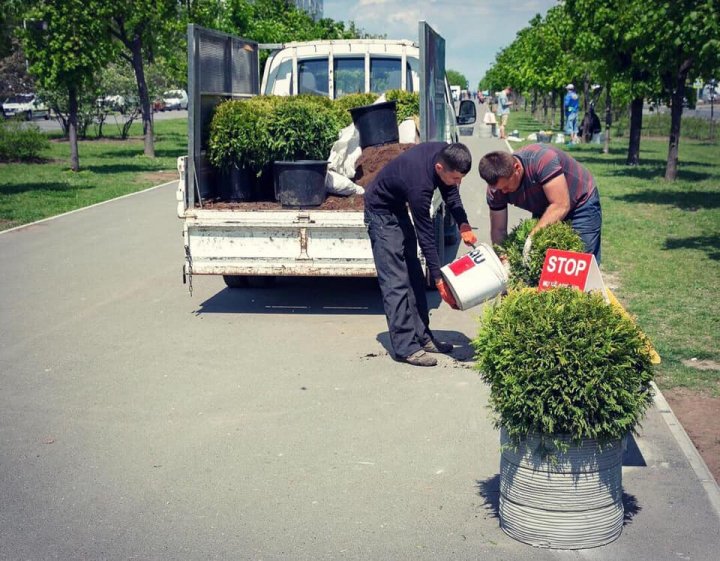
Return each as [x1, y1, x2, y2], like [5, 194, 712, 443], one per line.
[223, 275, 249, 288]
[26, 111, 32, 121]
[247, 276, 276, 288]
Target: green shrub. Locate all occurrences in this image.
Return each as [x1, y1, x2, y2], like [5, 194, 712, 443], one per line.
[497, 219, 585, 289]
[265, 96, 342, 161]
[473, 287, 655, 447]
[207, 99, 272, 172]
[0, 120, 50, 162]
[385, 90, 420, 122]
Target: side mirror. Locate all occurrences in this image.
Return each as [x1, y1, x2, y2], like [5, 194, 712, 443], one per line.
[457, 99, 477, 125]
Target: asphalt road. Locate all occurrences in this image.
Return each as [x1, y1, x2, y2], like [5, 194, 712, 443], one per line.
[1, 130, 718, 560]
[18, 108, 188, 133]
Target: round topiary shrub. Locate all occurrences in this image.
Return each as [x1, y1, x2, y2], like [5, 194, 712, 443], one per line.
[208, 99, 272, 173]
[473, 287, 655, 447]
[265, 95, 342, 162]
[497, 219, 585, 289]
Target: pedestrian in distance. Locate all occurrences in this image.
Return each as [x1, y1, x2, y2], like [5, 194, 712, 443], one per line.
[477, 144, 602, 263]
[364, 142, 478, 367]
[496, 86, 513, 139]
[564, 84, 580, 144]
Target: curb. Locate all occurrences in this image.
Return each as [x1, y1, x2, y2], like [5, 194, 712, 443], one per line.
[651, 381, 720, 519]
[0, 180, 177, 236]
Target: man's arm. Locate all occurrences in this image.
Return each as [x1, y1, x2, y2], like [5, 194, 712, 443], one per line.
[531, 175, 571, 235]
[490, 208, 509, 246]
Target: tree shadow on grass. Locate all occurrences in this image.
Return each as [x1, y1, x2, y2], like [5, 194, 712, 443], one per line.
[0, 181, 79, 196]
[611, 190, 720, 210]
[664, 235, 720, 260]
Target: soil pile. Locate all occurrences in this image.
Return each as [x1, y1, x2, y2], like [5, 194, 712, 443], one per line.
[354, 143, 415, 187]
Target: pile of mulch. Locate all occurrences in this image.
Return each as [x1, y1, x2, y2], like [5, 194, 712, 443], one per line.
[196, 143, 415, 211]
[353, 142, 415, 187]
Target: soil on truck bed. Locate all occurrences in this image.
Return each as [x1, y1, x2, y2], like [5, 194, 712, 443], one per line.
[194, 143, 415, 211]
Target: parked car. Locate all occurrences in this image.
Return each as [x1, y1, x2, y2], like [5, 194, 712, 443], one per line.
[162, 89, 188, 110]
[96, 95, 127, 112]
[2, 93, 50, 120]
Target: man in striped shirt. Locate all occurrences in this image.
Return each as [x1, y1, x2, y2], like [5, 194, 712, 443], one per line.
[477, 144, 602, 263]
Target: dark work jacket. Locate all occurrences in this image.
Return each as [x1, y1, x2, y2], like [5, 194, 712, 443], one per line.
[364, 141, 470, 282]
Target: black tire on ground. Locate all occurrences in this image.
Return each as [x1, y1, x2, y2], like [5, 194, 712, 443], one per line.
[247, 276, 276, 288]
[26, 111, 32, 121]
[223, 275, 249, 288]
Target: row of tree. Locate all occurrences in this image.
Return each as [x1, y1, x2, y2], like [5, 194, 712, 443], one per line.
[479, 0, 719, 180]
[1, 0, 368, 171]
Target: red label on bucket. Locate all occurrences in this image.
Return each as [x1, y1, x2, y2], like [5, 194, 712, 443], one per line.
[448, 249, 486, 276]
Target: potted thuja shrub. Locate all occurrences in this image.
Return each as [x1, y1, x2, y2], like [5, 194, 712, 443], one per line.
[208, 99, 272, 201]
[473, 287, 655, 549]
[267, 96, 341, 208]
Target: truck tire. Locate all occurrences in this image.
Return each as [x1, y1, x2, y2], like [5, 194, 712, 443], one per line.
[26, 111, 32, 121]
[223, 275, 248, 288]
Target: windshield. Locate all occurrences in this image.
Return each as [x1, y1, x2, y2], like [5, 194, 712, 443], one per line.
[5, 94, 33, 104]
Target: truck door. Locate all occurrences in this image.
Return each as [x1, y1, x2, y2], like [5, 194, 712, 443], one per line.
[186, 25, 260, 208]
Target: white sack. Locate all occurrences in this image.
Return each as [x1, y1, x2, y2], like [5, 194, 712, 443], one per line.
[328, 123, 362, 179]
[325, 170, 364, 196]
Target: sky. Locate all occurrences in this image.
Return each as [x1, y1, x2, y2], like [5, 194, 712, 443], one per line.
[323, 0, 558, 91]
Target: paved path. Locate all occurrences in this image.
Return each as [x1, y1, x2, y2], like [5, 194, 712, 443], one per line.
[0, 124, 718, 560]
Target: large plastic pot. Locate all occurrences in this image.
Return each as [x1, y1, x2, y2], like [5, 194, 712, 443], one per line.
[273, 160, 328, 208]
[348, 101, 399, 148]
[219, 165, 256, 201]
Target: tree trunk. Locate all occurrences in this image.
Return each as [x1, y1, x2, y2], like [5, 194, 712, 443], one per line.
[626, 96, 643, 165]
[68, 85, 79, 172]
[129, 37, 154, 158]
[665, 66, 690, 181]
[603, 84, 611, 155]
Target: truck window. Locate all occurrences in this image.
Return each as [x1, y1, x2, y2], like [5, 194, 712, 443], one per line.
[264, 58, 292, 95]
[370, 58, 401, 93]
[298, 59, 328, 96]
[406, 57, 419, 93]
[334, 57, 364, 98]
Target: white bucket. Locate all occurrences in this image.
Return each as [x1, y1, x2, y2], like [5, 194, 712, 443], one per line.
[440, 243, 508, 311]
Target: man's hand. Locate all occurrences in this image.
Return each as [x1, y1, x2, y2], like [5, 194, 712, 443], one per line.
[522, 235, 533, 265]
[436, 279, 459, 309]
[459, 223, 477, 247]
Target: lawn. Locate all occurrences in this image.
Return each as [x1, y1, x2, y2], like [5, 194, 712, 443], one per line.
[508, 109, 720, 395]
[0, 118, 187, 230]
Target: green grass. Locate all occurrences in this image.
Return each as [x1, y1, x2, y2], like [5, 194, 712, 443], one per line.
[0, 119, 187, 230]
[509, 110, 720, 395]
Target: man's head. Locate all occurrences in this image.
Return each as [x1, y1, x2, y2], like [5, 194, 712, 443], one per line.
[435, 143, 472, 187]
[477, 151, 522, 194]
[566, 84, 575, 91]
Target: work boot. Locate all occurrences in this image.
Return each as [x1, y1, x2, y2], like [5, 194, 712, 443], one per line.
[423, 339, 453, 354]
[402, 350, 437, 367]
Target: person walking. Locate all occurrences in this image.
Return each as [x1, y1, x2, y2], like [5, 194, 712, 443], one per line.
[496, 86, 513, 139]
[477, 144, 602, 263]
[364, 142, 477, 367]
[564, 84, 580, 144]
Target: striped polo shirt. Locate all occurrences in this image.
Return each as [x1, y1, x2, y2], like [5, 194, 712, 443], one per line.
[486, 144, 597, 216]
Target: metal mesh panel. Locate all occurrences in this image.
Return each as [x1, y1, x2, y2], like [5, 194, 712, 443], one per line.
[187, 25, 259, 206]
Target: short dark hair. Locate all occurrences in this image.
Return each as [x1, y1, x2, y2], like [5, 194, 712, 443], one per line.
[477, 151, 515, 185]
[438, 143, 472, 174]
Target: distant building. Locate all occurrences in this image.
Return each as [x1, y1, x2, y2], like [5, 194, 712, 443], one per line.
[290, 0, 323, 20]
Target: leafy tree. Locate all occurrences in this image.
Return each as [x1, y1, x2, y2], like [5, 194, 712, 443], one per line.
[21, 0, 114, 171]
[446, 69, 468, 89]
[105, 0, 180, 158]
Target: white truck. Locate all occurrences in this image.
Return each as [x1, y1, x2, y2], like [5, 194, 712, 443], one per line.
[2, 93, 50, 120]
[177, 23, 476, 291]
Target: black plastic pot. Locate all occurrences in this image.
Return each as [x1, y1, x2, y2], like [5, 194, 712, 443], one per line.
[348, 101, 399, 148]
[219, 165, 256, 201]
[273, 160, 328, 208]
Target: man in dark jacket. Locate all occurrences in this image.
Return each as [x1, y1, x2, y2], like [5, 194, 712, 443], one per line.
[364, 142, 477, 367]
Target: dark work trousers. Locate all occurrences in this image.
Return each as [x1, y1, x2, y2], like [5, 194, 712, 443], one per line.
[365, 209, 433, 359]
[567, 189, 603, 264]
